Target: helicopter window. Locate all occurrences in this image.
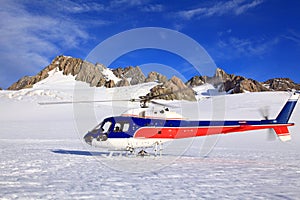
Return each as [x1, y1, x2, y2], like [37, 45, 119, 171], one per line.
[113, 122, 130, 132]
[123, 123, 130, 132]
[114, 123, 122, 132]
[102, 121, 112, 133]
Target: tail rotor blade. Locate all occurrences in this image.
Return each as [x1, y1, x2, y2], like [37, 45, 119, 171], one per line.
[259, 106, 270, 120]
[267, 128, 276, 141]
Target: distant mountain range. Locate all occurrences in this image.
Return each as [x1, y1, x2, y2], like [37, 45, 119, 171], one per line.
[7, 55, 300, 100]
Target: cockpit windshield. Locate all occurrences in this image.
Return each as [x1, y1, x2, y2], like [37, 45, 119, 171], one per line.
[101, 121, 112, 133]
[90, 120, 112, 134]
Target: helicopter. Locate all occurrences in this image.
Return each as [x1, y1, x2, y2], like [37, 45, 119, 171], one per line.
[81, 90, 300, 156]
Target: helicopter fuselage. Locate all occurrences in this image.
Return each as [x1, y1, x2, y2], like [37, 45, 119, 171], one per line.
[84, 93, 299, 152]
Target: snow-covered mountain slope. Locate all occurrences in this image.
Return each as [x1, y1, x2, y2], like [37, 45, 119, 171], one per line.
[0, 68, 158, 103]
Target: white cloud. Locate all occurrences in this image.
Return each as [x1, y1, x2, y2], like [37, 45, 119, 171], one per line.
[110, 0, 145, 8]
[217, 36, 279, 57]
[178, 0, 264, 20]
[0, 0, 108, 88]
[235, 0, 264, 15]
[283, 30, 300, 46]
[56, 0, 105, 13]
[109, 0, 164, 12]
[141, 4, 164, 12]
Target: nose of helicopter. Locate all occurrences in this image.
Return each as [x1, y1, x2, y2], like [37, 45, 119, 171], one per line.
[83, 132, 93, 145]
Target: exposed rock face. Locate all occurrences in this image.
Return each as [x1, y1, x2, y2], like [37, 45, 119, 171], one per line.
[125, 67, 146, 85]
[222, 77, 269, 94]
[0, 87, 2, 90]
[7, 56, 61, 90]
[105, 80, 116, 88]
[57, 55, 82, 76]
[146, 76, 196, 101]
[145, 72, 167, 83]
[75, 62, 106, 87]
[117, 78, 130, 87]
[186, 68, 270, 94]
[113, 66, 146, 85]
[264, 78, 300, 91]
[7, 76, 34, 90]
[8, 55, 108, 90]
[185, 76, 205, 87]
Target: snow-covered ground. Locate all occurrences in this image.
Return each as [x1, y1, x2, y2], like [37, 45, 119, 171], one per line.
[1, 70, 300, 199]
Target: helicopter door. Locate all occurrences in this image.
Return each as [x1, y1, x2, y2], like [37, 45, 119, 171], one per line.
[113, 122, 130, 132]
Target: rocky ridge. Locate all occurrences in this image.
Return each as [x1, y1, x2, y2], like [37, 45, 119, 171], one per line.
[185, 68, 299, 94]
[263, 78, 300, 91]
[7, 55, 300, 100]
[8, 55, 196, 101]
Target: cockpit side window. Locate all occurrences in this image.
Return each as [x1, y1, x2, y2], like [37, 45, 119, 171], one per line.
[114, 123, 121, 132]
[123, 123, 130, 132]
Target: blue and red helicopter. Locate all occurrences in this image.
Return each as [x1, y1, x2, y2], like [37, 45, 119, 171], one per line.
[82, 91, 299, 155]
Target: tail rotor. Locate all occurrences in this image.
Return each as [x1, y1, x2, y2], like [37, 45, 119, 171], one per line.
[259, 106, 277, 141]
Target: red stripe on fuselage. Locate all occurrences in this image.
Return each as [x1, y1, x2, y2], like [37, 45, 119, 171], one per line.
[134, 124, 294, 139]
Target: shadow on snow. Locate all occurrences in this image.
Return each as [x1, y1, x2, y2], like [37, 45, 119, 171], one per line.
[51, 149, 109, 156]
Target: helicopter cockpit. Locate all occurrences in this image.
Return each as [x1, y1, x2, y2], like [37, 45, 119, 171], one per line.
[84, 119, 112, 144]
[84, 117, 132, 145]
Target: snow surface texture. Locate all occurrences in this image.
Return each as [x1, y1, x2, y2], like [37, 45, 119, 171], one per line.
[1, 70, 300, 199]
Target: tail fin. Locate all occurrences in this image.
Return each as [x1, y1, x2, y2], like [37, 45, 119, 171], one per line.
[273, 92, 299, 142]
[275, 93, 299, 124]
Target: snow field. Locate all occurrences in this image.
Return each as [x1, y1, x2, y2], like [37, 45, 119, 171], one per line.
[1, 68, 300, 199]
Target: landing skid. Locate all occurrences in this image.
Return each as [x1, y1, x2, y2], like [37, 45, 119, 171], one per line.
[102, 142, 164, 158]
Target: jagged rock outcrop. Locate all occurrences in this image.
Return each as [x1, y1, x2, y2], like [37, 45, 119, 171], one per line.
[112, 66, 146, 85]
[57, 55, 83, 76]
[222, 76, 269, 94]
[264, 78, 300, 91]
[125, 67, 146, 85]
[185, 68, 232, 88]
[117, 78, 130, 87]
[185, 76, 206, 87]
[8, 55, 108, 90]
[105, 80, 116, 88]
[75, 62, 106, 87]
[8, 76, 33, 90]
[145, 72, 167, 83]
[8, 56, 83, 90]
[146, 76, 196, 101]
[186, 68, 270, 94]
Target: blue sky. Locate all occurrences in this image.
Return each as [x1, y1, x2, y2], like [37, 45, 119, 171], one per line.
[1, 0, 300, 89]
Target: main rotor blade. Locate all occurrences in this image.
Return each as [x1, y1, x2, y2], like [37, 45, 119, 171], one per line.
[150, 100, 179, 108]
[38, 99, 140, 105]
